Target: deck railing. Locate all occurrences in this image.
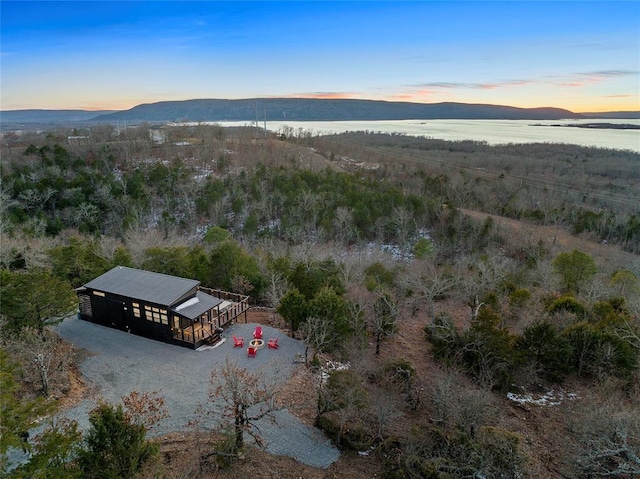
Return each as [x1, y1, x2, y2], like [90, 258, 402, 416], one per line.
[197, 287, 250, 305]
[184, 287, 250, 346]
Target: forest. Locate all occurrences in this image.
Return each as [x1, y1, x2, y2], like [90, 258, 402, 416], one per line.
[1, 122, 639, 478]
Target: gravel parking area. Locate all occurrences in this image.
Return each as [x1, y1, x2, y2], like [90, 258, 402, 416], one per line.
[54, 315, 339, 469]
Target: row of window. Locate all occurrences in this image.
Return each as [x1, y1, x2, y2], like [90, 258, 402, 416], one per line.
[131, 303, 169, 325]
[92, 291, 213, 328]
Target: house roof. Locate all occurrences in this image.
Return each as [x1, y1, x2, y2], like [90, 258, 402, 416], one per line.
[171, 291, 223, 320]
[84, 266, 200, 307]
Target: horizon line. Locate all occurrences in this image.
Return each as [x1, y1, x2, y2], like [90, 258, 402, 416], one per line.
[2, 97, 639, 114]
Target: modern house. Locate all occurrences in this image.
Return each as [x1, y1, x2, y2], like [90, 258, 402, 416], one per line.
[76, 266, 249, 349]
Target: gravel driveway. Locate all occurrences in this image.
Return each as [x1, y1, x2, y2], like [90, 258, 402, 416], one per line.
[54, 315, 339, 469]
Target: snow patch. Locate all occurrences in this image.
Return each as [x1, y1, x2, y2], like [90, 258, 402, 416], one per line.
[507, 388, 579, 407]
[320, 360, 350, 384]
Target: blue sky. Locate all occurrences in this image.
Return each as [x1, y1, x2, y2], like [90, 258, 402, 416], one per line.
[1, 1, 639, 112]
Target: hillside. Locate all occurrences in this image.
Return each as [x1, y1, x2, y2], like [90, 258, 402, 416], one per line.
[0, 99, 593, 127]
[92, 98, 581, 122]
[4, 100, 639, 126]
[0, 109, 115, 123]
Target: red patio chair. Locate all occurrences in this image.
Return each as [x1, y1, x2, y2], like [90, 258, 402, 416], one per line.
[268, 337, 279, 349]
[233, 335, 244, 348]
[253, 326, 263, 340]
[247, 346, 256, 358]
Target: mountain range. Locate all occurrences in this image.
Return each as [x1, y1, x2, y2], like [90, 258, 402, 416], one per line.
[2, 98, 639, 126]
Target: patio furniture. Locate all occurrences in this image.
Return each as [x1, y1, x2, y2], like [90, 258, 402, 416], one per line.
[233, 335, 244, 347]
[267, 337, 279, 349]
[253, 326, 263, 340]
[247, 346, 256, 358]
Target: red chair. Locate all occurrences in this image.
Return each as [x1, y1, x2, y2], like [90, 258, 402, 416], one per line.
[253, 326, 263, 340]
[247, 347, 256, 358]
[233, 335, 244, 348]
[268, 338, 279, 349]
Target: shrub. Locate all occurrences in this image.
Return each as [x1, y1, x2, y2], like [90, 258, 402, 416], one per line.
[425, 312, 461, 363]
[210, 428, 238, 469]
[547, 295, 588, 319]
[474, 426, 529, 478]
[315, 414, 373, 452]
[373, 359, 416, 394]
[461, 308, 518, 390]
[427, 307, 518, 391]
[562, 322, 638, 380]
[364, 262, 396, 291]
[320, 369, 368, 413]
[77, 402, 157, 479]
[516, 320, 572, 382]
[508, 288, 531, 309]
[552, 250, 597, 294]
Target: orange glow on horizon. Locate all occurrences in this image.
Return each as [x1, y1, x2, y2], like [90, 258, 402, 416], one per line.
[285, 92, 359, 100]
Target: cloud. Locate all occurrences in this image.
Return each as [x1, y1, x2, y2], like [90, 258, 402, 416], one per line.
[583, 69, 638, 77]
[386, 88, 452, 103]
[413, 79, 533, 90]
[603, 94, 635, 99]
[411, 70, 638, 93]
[386, 80, 530, 102]
[548, 70, 638, 88]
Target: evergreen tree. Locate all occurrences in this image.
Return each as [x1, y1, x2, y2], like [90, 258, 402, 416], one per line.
[77, 403, 156, 479]
[0, 350, 51, 472]
[552, 250, 598, 295]
[0, 269, 77, 334]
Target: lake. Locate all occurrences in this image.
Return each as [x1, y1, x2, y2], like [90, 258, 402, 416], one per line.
[217, 118, 640, 152]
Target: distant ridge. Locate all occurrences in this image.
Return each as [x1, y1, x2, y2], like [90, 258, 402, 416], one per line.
[1, 109, 115, 123]
[3, 100, 638, 126]
[92, 98, 581, 122]
[579, 111, 640, 120]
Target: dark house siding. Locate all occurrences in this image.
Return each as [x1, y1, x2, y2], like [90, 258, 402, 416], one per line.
[77, 267, 249, 349]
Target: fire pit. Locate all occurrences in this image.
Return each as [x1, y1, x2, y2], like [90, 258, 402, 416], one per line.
[249, 338, 265, 350]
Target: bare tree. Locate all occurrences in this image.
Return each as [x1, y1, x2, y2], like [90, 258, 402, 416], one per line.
[370, 291, 398, 355]
[344, 295, 368, 351]
[428, 371, 495, 438]
[391, 205, 414, 246]
[300, 316, 335, 364]
[205, 359, 283, 452]
[569, 394, 640, 478]
[371, 391, 402, 443]
[121, 390, 169, 434]
[402, 260, 458, 320]
[262, 271, 290, 321]
[583, 277, 611, 305]
[454, 252, 515, 318]
[4, 327, 73, 398]
[334, 206, 355, 245]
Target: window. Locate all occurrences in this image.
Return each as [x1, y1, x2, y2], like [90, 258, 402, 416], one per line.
[93, 291, 105, 297]
[141, 307, 166, 324]
[133, 307, 141, 318]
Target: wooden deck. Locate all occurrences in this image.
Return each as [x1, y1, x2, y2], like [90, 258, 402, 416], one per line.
[172, 288, 250, 347]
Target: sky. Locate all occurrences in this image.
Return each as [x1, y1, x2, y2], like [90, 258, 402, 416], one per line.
[1, 1, 639, 112]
